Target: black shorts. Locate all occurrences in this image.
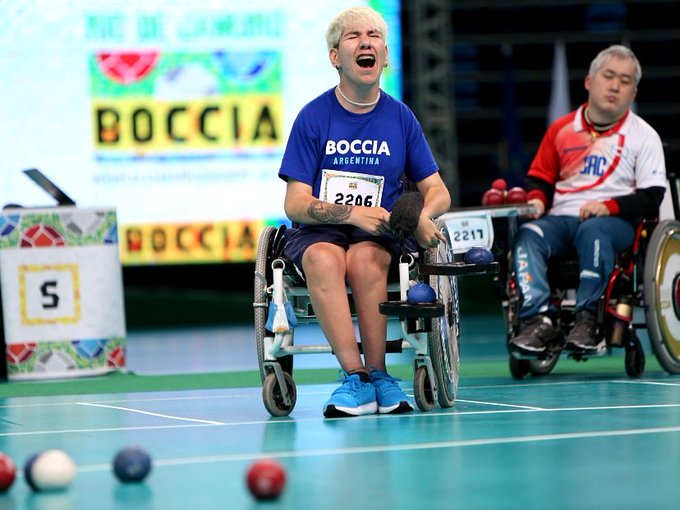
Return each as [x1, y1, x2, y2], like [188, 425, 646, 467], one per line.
[283, 225, 418, 277]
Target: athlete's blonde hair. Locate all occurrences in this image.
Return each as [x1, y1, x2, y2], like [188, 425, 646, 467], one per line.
[326, 6, 388, 50]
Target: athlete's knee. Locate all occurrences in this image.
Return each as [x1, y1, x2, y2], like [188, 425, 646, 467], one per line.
[302, 243, 346, 276]
[517, 222, 546, 243]
[347, 242, 390, 271]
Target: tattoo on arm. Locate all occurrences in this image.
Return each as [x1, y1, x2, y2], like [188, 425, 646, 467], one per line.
[308, 200, 352, 223]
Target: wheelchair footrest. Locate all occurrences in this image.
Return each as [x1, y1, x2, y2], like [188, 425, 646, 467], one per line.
[379, 301, 445, 318]
[419, 261, 499, 276]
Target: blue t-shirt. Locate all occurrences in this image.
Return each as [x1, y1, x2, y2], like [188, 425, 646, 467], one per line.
[278, 87, 438, 216]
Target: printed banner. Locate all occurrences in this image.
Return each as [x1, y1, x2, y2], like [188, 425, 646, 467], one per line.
[0, 1, 402, 265]
[120, 217, 288, 265]
[91, 51, 283, 156]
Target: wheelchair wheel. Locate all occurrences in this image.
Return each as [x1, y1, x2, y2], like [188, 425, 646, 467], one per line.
[262, 372, 297, 417]
[505, 275, 560, 379]
[508, 354, 559, 380]
[424, 246, 460, 408]
[528, 355, 560, 376]
[643, 219, 680, 374]
[413, 365, 436, 412]
[254, 226, 293, 383]
[624, 332, 645, 378]
[508, 357, 530, 380]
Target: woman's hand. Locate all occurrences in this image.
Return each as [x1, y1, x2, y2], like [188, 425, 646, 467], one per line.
[414, 214, 446, 249]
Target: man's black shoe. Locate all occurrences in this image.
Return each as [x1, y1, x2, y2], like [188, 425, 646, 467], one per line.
[509, 314, 564, 354]
[564, 311, 605, 352]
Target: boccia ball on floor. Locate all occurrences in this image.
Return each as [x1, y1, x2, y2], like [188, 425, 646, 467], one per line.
[407, 282, 437, 303]
[113, 446, 152, 483]
[464, 246, 494, 265]
[23, 449, 76, 492]
[246, 459, 286, 500]
[0, 452, 17, 492]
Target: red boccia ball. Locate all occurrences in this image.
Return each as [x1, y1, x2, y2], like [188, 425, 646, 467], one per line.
[0, 453, 17, 492]
[246, 459, 286, 500]
[481, 188, 505, 206]
[491, 178, 507, 191]
[506, 187, 528, 204]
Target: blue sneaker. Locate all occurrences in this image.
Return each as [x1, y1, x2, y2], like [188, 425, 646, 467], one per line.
[323, 372, 377, 418]
[369, 368, 415, 414]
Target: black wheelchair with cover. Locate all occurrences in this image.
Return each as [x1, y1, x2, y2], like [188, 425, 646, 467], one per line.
[503, 174, 680, 379]
[252, 194, 498, 417]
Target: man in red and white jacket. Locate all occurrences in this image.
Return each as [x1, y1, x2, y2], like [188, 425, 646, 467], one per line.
[509, 44, 667, 355]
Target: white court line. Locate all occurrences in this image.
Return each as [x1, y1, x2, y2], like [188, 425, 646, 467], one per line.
[72, 423, 680, 474]
[456, 399, 546, 410]
[0, 390, 328, 409]
[76, 402, 225, 425]
[612, 379, 680, 387]
[448, 402, 680, 415]
[1, 423, 224, 437]
[3, 377, 678, 409]
[458, 379, 680, 390]
[4, 401, 680, 437]
[0, 393, 259, 409]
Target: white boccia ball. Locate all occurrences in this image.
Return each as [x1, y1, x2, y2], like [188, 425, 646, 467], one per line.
[24, 449, 76, 491]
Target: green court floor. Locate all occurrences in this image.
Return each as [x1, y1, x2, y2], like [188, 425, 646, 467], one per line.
[1, 310, 679, 509]
[2, 363, 680, 509]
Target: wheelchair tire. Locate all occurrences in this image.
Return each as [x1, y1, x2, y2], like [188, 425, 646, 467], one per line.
[255, 226, 276, 383]
[424, 246, 460, 408]
[508, 354, 559, 380]
[508, 356, 530, 380]
[413, 365, 436, 412]
[254, 226, 294, 383]
[528, 355, 560, 376]
[262, 372, 297, 417]
[643, 219, 680, 374]
[624, 332, 645, 378]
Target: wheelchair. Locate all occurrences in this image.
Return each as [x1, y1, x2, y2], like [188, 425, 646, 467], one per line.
[253, 222, 497, 417]
[502, 177, 680, 380]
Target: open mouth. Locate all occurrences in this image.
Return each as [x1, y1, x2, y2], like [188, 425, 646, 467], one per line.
[356, 55, 376, 68]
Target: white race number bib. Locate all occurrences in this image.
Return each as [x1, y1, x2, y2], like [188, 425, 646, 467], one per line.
[319, 170, 384, 208]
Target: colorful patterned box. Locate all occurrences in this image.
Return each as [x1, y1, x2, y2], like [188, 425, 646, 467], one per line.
[0, 207, 126, 380]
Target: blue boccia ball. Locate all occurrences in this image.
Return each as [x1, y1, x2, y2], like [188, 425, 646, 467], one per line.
[407, 282, 437, 304]
[113, 447, 152, 483]
[464, 246, 494, 265]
